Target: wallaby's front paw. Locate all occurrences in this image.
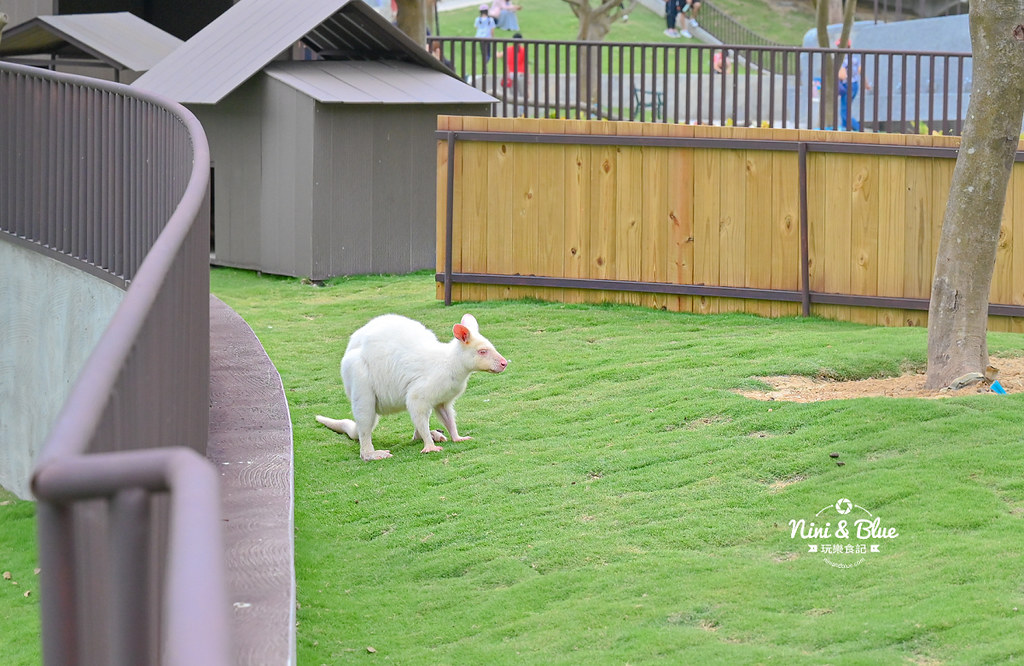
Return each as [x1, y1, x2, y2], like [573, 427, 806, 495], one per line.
[420, 443, 444, 454]
[362, 449, 392, 461]
[430, 429, 448, 443]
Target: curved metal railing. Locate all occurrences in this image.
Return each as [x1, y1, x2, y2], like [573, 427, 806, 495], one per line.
[0, 61, 229, 666]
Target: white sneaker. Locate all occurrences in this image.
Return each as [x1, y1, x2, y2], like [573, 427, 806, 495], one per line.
[689, 18, 698, 27]
[664, 28, 679, 37]
[681, 30, 693, 38]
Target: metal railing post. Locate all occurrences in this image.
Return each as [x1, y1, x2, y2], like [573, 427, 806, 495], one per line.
[798, 141, 811, 316]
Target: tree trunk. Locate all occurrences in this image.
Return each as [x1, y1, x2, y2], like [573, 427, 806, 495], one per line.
[815, 0, 834, 126]
[925, 3, 1024, 388]
[563, 0, 634, 110]
[577, 18, 612, 111]
[396, 0, 428, 47]
[815, 0, 856, 129]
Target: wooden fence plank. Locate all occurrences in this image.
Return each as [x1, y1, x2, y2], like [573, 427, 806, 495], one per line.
[1012, 162, 1024, 333]
[533, 118, 567, 304]
[485, 117, 516, 301]
[876, 132, 907, 326]
[822, 135, 853, 324]
[901, 135, 934, 327]
[693, 124, 721, 314]
[563, 119, 591, 305]
[616, 121, 645, 306]
[512, 117, 542, 301]
[718, 126, 747, 314]
[461, 115, 490, 302]
[588, 120, 619, 305]
[667, 123, 695, 313]
[744, 126, 775, 318]
[991, 158, 1015, 332]
[848, 132, 880, 325]
[769, 129, 801, 318]
[641, 122, 669, 311]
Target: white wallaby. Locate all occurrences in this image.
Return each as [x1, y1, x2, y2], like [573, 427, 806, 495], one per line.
[315, 313, 508, 460]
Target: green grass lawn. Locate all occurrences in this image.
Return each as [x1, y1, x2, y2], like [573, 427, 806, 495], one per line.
[211, 267, 1024, 664]
[436, 0, 817, 46]
[0, 489, 41, 666]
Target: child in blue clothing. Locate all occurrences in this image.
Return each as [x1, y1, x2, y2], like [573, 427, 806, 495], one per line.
[475, 5, 496, 65]
[836, 39, 870, 131]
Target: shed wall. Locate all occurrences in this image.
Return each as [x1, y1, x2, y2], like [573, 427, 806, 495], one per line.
[196, 81, 264, 272]
[310, 102, 491, 280]
[259, 75, 317, 277]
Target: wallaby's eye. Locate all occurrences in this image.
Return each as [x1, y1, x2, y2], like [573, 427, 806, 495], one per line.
[478, 349, 488, 355]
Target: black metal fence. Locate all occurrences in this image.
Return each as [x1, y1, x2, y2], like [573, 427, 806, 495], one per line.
[430, 37, 972, 136]
[0, 62, 230, 665]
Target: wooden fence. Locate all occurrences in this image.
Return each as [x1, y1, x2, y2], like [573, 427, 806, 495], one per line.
[435, 116, 1024, 331]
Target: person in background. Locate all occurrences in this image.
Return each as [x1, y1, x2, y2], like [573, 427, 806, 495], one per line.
[489, 0, 521, 32]
[431, 41, 455, 72]
[502, 32, 528, 100]
[836, 39, 870, 131]
[475, 4, 496, 65]
[681, 0, 700, 33]
[664, 0, 681, 38]
[713, 49, 731, 74]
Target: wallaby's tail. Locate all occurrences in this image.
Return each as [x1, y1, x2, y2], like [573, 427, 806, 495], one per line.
[315, 415, 358, 440]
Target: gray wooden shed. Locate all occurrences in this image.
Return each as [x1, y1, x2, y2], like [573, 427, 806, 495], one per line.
[132, 0, 494, 280]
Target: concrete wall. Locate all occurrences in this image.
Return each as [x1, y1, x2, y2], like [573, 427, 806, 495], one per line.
[0, 238, 124, 498]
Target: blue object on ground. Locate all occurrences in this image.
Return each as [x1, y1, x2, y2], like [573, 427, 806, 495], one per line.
[991, 380, 1007, 394]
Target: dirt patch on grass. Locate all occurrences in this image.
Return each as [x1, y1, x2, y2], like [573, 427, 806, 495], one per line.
[736, 356, 1024, 403]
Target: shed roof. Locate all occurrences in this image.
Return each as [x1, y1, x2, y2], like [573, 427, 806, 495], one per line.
[264, 60, 494, 105]
[0, 12, 182, 72]
[133, 0, 453, 105]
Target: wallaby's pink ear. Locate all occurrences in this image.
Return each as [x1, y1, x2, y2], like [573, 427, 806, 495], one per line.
[453, 323, 471, 343]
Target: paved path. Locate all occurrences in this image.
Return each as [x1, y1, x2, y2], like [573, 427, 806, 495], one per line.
[208, 295, 296, 666]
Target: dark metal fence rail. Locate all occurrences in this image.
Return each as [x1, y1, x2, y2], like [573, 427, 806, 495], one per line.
[436, 128, 1024, 318]
[430, 37, 970, 136]
[0, 62, 230, 665]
